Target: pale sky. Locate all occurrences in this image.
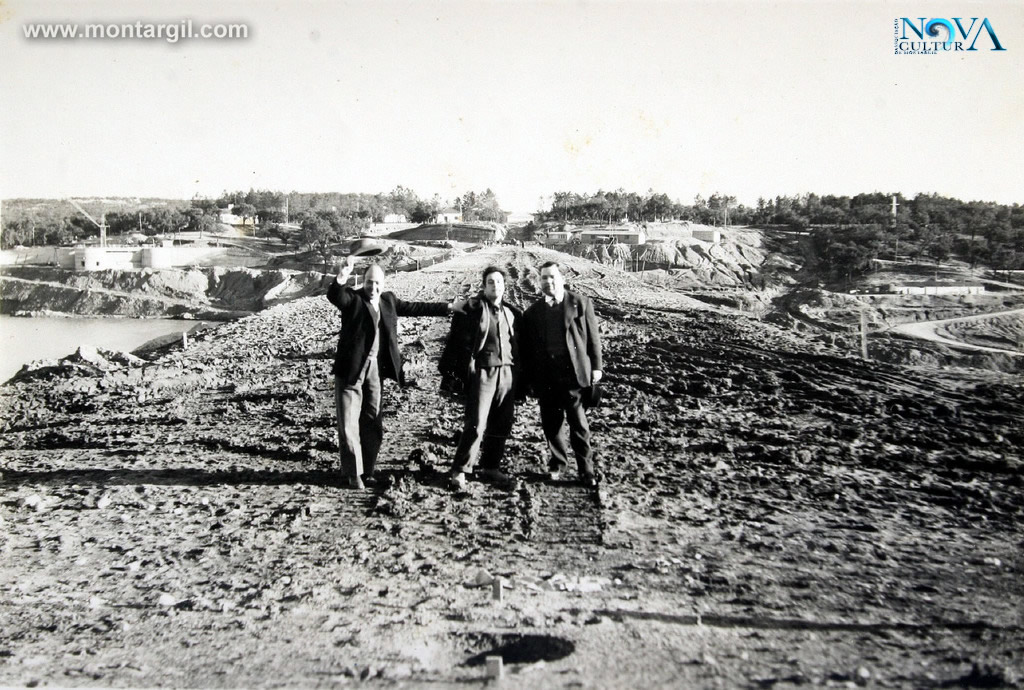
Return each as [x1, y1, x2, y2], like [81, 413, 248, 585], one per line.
[2, 0, 1021, 212]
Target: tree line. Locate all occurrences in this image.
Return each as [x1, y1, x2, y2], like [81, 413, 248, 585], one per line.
[536, 189, 743, 225]
[781, 192, 1024, 282]
[0, 187, 507, 250]
[538, 190, 1023, 279]
[214, 187, 506, 225]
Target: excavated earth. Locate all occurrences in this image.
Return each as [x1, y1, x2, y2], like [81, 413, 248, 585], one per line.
[1, 246, 1022, 689]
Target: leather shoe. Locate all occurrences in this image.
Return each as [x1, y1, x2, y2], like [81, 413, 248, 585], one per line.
[478, 468, 512, 484]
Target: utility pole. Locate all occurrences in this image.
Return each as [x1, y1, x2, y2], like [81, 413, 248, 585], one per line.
[891, 195, 900, 262]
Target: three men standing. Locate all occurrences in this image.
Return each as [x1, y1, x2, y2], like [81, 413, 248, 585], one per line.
[520, 261, 603, 487]
[326, 256, 603, 490]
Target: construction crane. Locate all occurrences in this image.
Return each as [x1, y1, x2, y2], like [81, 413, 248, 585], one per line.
[66, 198, 107, 247]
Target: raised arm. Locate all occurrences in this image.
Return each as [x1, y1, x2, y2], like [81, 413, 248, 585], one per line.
[393, 293, 468, 318]
[326, 255, 357, 309]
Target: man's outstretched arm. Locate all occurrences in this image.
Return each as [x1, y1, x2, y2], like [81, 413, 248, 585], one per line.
[394, 293, 468, 318]
[327, 255, 356, 309]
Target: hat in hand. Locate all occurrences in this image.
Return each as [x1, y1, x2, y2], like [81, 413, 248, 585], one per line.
[349, 238, 383, 257]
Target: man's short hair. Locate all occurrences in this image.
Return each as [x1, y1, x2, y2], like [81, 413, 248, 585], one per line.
[539, 261, 561, 272]
[482, 265, 508, 283]
[362, 264, 384, 278]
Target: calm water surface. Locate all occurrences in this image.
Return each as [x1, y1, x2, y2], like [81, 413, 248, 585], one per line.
[0, 315, 203, 382]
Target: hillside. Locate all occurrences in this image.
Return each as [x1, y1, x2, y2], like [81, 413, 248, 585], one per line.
[1, 246, 1021, 688]
[0, 265, 328, 319]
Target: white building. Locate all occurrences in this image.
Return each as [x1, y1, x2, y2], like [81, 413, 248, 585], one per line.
[436, 208, 462, 224]
[579, 228, 647, 245]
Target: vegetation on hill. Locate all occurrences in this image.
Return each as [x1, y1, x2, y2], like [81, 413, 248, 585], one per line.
[2, 187, 508, 249]
[215, 187, 506, 225]
[537, 190, 1024, 281]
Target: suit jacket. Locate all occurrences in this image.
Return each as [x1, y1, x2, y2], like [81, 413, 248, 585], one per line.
[438, 293, 522, 391]
[327, 278, 448, 387]
[520, 289, 603, 392]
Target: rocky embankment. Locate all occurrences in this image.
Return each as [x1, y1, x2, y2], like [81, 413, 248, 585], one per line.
[0, 265, 328, 319]
[559, 225, 773, 290]
[1, 246, 1022, 688]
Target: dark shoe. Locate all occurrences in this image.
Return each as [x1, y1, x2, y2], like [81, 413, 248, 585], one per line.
[478, 468, 512, 485]
[361, 473, 379, 488]
[580, 474, 597, 488]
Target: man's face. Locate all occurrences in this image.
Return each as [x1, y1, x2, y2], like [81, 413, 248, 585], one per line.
[362, 265, 385, 301]
[483, 271, 505, 304]
[539, 265, 564, 297]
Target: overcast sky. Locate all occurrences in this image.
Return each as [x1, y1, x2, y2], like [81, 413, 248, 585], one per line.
[2, 0, 1021, 212]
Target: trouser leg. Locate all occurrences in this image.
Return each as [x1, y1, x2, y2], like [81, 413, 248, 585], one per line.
[358, 363, 383, 477]
[336, 376, 365, 479]
[451, 367, 499, 475]
[539, 388, 570, 472]
[563, 387, 594, 477]
[479, 366, 515, 471]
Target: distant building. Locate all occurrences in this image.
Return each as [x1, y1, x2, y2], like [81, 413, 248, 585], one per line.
[539, 230, 576, 245]
[383, 213, 408, 224]
[218, 206, 244, 225]
[579, 228, 646, 245]
[437, 208, 462, 224]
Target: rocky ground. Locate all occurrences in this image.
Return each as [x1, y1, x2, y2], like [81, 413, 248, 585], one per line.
[1, 246, 1022, 688]
[0, 265, 329, 320]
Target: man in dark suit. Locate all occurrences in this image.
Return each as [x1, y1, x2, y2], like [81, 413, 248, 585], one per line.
[327, 256, 463, 488]
[520, 261, 603, 487]
[437, 266, 523, 490]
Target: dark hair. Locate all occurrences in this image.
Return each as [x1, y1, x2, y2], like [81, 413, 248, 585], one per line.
[482, 265, 508, 283]
[539, 261, 561, 272]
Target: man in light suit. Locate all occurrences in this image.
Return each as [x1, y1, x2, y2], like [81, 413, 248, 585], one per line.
[520, 261, 603, 487]
[327, 256, 463, 488]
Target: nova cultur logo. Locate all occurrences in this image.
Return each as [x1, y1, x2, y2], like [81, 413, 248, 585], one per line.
[893, 17, 1005, 54]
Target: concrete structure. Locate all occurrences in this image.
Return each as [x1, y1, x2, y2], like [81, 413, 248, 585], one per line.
[77, 247, 136, 271]
[579, 228, 646, 245]
[382, 213, 407, 224]
[692, 228, 721, 243]
[1, 245, 229, 272]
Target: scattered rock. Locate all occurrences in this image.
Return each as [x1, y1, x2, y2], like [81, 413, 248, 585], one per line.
[464, 568, 494, 588]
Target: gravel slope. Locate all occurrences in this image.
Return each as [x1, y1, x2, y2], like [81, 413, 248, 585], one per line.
[1, 247, 1021, 688]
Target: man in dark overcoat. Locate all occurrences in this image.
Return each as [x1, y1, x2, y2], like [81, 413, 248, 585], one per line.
[327, 256, 462, 488]
[519, 261, 603, 487]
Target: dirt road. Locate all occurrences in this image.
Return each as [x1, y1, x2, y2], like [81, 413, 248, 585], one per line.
[2, 247, 1022, 688]
[891, 307, 1024, 356]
